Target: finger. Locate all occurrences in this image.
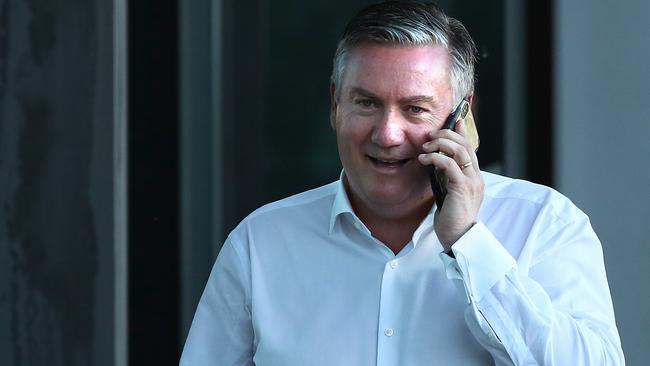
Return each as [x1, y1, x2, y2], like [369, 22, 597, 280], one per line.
[420, 151, 467, 183]
[418, 151, 466, 181]
[422, 138, 474, 174]
[457, 119, 481, 172]
[440, 120, 480, 173]
[455, 117, 467, 136]
[429, 128, 471, 150]
[422, 132, 469, 153]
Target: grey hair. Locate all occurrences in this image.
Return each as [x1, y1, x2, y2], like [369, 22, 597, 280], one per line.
[331, 1, 477, 105]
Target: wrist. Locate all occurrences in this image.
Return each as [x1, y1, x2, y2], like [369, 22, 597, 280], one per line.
[440, 222, 475, 252]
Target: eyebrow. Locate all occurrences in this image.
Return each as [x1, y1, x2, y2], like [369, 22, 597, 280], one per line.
[400, 95, 437, 104]
[348, 87, 437, 105]
[348, 87, 379, 99]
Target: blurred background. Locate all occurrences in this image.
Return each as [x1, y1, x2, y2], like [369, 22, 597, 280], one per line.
[0, 0, 648, 365]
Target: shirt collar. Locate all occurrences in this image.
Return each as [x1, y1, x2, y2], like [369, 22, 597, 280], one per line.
[329, 170, 355, 235]
[412, 208, 436, 246]
[328, 170, 437, 246]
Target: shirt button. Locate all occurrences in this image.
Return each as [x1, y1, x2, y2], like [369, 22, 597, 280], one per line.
[384, 328, 394, 337]
[389, 260, 399, 269]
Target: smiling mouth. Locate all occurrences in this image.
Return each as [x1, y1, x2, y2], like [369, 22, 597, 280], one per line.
[368, 156, 410, 169]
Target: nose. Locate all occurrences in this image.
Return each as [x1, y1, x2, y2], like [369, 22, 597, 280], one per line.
[371, 108, 406, 147]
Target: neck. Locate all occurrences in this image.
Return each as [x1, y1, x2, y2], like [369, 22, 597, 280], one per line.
[349, 192, 433, 255]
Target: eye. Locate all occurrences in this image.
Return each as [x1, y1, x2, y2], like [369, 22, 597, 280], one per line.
[408, 106, 426, 114]
[356, 99, 375, 108]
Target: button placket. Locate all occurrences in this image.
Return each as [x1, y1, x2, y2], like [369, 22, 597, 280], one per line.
[376, 258, 400, 366]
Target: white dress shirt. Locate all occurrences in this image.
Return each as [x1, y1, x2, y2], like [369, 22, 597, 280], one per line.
[180, 172, 624, 365]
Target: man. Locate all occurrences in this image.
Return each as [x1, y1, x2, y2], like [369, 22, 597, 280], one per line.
[181, 1, 624, 365]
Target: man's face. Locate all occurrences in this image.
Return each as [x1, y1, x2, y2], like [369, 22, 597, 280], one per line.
[331, 43, 455, 219]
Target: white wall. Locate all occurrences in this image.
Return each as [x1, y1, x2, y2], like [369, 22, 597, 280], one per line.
[555, 1, 650, 363]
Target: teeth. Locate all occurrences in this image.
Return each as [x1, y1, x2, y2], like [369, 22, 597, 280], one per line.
[375, 158, 403, 164]
[369, 156, 407, 165]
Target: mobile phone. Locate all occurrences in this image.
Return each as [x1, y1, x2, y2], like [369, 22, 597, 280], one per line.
[427, 98, 479, 208]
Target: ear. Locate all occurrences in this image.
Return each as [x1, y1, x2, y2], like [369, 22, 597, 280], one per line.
[466, 93, 474, 107]
[329, 82, 338, 130]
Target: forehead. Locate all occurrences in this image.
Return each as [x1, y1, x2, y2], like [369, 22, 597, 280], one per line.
[342, 43, 452, 96]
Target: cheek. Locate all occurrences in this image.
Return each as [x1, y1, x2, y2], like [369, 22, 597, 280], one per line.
[336, 116, 373, 149]
[406, 125, 435, 149]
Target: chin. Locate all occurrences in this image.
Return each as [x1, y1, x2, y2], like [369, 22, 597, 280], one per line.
[365, 184, 421, 207]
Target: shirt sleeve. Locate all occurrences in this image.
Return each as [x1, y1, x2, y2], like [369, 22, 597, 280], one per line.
[439, 220, 625, 365]
[180, 237, 254, 366]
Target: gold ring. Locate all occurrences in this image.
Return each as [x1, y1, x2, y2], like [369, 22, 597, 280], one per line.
[460, 161, 473, 170]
